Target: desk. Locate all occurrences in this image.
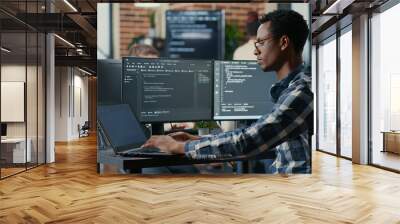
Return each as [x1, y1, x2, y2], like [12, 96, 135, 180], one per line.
[97, 148, 246, 174]
[381, 131, 400, 154]
[1, 138, 31, 163]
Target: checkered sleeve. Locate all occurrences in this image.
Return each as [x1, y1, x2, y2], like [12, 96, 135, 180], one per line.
[184, 84, 313, 160]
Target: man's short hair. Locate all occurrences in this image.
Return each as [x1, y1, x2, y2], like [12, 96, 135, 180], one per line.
[259, 10, 309, 54]
[129, 44, 159, 57]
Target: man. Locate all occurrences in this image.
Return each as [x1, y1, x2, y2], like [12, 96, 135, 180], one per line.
[142, 9, 313, 174]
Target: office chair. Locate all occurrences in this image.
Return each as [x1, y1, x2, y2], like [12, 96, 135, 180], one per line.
[79, 121, 90, 138]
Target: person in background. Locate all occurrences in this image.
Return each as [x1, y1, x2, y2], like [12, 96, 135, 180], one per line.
[129, 44, 160, 58]
[233, 11, 260, 61]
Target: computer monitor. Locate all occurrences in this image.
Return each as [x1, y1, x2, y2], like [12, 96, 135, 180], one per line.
[213, 60, 277, 120]
[1, 123, 7, 137]
[97, 59, 122, 105]
[165, 10, 225, 60]
[122, 57, 213, 123]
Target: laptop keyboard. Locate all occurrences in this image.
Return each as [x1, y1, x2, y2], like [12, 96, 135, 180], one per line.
[121, 147, 162, 155]
[132, 148, 161, 153]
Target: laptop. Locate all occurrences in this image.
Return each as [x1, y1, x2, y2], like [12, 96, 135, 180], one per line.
[97, 104, 176, 158]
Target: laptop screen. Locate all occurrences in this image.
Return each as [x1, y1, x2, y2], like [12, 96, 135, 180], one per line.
[97, 104, 147, 150]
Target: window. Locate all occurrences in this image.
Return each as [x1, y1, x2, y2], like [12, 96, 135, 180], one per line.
[317, 36, 337, 154]
[0, 1, 47, 179]
[370, 2, 400, 171]
[339, 27, 352, 158]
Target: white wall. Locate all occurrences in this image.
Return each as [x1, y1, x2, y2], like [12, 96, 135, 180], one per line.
[1, 63, 46, 164]
[1, 82, 25, 122]
[72, 72, 89, 138]
[46, 33, 56, 163]
[1, 65, 31, 138]
[97, 3, 112, 59]
[55, 67, 89, 141]
[55, 66, 69, 141]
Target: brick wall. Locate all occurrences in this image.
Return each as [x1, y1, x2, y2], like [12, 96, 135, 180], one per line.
[119, 3, 267, 57]
[119, 4, 154, 56]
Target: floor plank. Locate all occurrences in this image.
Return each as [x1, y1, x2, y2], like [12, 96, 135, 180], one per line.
[1, 135, 400, 223]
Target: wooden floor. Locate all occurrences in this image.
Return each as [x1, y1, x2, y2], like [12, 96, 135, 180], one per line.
[372, 150, 400, 171]
[1, 135, 400, 223]
[0, 167, 26, 178]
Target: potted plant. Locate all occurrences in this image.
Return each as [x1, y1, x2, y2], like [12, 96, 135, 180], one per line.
[224, 23, 244, 60]
[148, 12, 156, 38]
[195, 121, 212, 136]
[195, 121, 220, 136]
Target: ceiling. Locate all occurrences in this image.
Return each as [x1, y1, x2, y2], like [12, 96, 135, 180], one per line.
[1, 0, 98, 72]
[1, 0, 394, 75]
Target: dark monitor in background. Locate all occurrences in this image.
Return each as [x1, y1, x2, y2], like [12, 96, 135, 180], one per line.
[1, 123, 7, 137]
[165, 10, 225, 60]
[213, 60, 277, 120]
[122, 57, 213, 123]
[97, 59, 122, 105]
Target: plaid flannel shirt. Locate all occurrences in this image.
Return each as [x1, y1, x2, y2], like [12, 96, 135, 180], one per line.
[184, 66, 313, 174]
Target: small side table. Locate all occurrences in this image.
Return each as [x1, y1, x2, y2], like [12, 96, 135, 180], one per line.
[381, 131, 400, 154]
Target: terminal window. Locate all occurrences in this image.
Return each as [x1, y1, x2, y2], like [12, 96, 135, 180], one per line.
[214, 60, 277, 120]
[123, 58, 213, 122]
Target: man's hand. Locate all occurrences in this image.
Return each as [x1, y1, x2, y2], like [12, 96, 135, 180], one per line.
[141, 135, 185, 154]
[171, 123, 186, 129]
[168, 131, 200, 142]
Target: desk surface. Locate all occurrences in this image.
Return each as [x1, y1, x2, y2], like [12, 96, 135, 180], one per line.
[381, 131, 400, 134]
[1, 138, 27, 143]
[98, 148, 244, 171]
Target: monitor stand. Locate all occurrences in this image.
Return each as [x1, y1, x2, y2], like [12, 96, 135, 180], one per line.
[151, 123, 165, 135]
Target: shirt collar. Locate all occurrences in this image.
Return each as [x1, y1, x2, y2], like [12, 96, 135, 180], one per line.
[270, 65, 304, 102]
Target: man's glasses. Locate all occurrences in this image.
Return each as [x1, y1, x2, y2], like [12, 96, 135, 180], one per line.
[254, 36, 274, 49]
